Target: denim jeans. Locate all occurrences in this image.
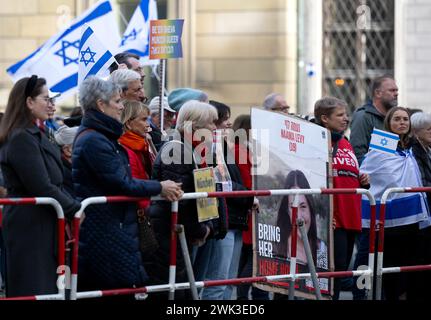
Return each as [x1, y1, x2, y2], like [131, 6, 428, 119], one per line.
[199, 230, 242, 300]
[223, 230, 243, 300]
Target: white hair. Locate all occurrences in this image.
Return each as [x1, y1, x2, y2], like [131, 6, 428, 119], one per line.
[175, 100, 218, 133]
[263, 93, 282, 110]
[79, 77, 121, 113]
[411, 112, 431, 132]
[109, 69, 141, 91]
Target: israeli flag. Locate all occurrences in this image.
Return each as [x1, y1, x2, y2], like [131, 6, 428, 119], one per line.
[6, 0, 120, 101]
[119, 0, 158, 65]
[369, 128, 399, 155]
[360, 148, 430, 228]
[78, 25, 116, 86]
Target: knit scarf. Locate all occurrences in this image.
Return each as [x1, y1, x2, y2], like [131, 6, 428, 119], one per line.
[119, 130, 155, 174]
[192, 139, 209, 168]
[119, 130, 149, 153]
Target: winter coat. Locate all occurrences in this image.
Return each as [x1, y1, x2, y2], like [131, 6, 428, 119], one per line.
[349, 101, 385, 165]
[0, 125, 81, 297]
[145, 138, 212, 287]
[223, 141, 254, 230]
[411, 137, 431, 209]
[72, 109, 162, 290]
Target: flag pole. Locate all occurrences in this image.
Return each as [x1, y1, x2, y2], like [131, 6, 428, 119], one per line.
[159, 59, 167, 135]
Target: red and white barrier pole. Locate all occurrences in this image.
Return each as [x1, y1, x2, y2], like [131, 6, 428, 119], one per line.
[375, 187, 431, 300]
[168, 201, 179, 300]
[69, 188, 376, 300]
[70, 196, 107, 300]
[288, 194, 299, 300]
[0, 197, 65, 300]
[73, 268, 373, 299]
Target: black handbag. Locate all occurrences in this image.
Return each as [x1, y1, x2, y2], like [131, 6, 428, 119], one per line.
[137, 208, 159, 257]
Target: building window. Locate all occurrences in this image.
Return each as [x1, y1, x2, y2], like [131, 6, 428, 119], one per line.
[322, 0, 395, 112]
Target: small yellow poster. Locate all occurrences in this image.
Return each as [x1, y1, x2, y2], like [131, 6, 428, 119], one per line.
[193, 167, 219, 222]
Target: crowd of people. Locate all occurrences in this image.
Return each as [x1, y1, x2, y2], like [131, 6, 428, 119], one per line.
[0, 50, 430, 301]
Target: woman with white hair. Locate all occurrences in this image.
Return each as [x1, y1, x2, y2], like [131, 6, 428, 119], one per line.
[146, 100, 218, 299]
[410, 111, 431, 301]
[72, 76, 182, 292]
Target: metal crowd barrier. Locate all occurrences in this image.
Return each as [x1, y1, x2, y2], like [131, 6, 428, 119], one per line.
[0, 197, 66, 300]
[69, 188, 377, 300]
[376, 187, 431, 300]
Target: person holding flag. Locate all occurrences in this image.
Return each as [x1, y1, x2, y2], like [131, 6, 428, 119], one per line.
[360, 106, 429, 300]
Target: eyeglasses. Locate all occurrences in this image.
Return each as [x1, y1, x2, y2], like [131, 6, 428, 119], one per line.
[36, 96, 56, 105]
[273, 106, 290, 112]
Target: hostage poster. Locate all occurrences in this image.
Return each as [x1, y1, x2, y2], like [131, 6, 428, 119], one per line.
[251, 108, 333, 299]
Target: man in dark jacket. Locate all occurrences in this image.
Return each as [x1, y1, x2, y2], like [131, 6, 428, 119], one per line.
[349, 76, 398, 300]
[350, 76, 398, 165]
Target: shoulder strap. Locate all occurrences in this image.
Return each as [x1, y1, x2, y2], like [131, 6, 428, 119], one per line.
[72, 128, 95, 149]
[332, 141, 339, 158]
[163, 139, 199, 169]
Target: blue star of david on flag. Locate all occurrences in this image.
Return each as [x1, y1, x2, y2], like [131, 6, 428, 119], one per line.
[54, 40, 81, 66]
[380, 138, 388, 147]
[121, 28, 142, 46]
[369, 128, 399, 155]
[119, 0, 158, 65]
[78, 24, 116, 86]
[80, 47, 97, 66]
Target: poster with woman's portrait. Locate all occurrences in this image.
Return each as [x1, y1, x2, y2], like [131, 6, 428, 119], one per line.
[251, 108, 333, 299]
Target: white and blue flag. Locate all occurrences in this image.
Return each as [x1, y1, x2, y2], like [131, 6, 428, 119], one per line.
[369, 128, 399, 155]
[6, 0, 120, 101]
[78, 25, 116, 86]
[360, 148, 430, 228]
[119, 0, 158, 65]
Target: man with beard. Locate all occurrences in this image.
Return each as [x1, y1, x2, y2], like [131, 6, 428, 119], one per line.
[350, 76, 399, 164]
[349, 76, 398, 301]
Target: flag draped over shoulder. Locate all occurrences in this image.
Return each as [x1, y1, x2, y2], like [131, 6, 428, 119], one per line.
[78, 25, 116, 86]
[119, 0, 158, 65]
[360, 149, 430, 228]
[6, 0, 120, 101]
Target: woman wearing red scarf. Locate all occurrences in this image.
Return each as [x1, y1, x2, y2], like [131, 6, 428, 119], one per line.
[119, 100, 156, 209]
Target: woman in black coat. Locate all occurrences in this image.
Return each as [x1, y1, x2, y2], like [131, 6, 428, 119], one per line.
[0, 75, 82, 297]
[410, 112, 431, 301]
[72, 76, 182, 291]
[146, 100, 217, 299]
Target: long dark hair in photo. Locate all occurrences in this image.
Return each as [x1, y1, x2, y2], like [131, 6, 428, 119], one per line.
[275, 170, 318, 265]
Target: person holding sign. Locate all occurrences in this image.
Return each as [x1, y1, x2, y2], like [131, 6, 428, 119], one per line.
[360, 107, 428, 300]
[146, 100, 218, 299]
[314, 97, 369, 300]
[197, 101, 254, 300]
